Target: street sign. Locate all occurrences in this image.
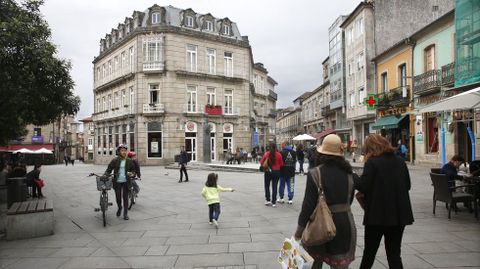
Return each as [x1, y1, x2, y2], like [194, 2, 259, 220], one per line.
[364, 94, 378, 110]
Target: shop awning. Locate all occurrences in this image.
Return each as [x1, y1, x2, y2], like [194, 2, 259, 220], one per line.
[419, 87, 480, 113]
[372, 115, 408, 130]
[0, 144, 54, 152]
[313, 128, 336, 139]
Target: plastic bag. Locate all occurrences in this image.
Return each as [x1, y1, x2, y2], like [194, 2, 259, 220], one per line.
[278, 237, 313, 269]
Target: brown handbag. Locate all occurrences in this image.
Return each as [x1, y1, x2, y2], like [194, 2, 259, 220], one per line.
[302, 165, 337, 246]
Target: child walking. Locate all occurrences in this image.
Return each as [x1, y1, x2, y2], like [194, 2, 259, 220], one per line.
[201, 173, 234, 227]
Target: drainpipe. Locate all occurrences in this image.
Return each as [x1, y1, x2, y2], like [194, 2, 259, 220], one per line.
[406, 38, 416, 165]
[467, 127, 475, 161]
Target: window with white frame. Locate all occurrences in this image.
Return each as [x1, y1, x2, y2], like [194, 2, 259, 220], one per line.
[129, 46, 134, 72]
[347, 27, 353, 44]
[187, 85, 197, 112]
[224, 52, 233, 77]
[152, 12, 160, 24]
[129, 87, 134, 113]
[206, 48, 216, 74]
[102, 97, 106, 111]
[205, 20, 213, 31]
[358, 87, 366, 105]
[224, 89, 233, 114]
[350, 92, 355, 108]
[102, 64, 106, 78]
[88, 138, 93, 146]
[348, 62, 352, 76]
[121, 89, 126, 107]
[114, 56, 119, 76]
[186, 16, 194, 27]
[357, 52, 364, 70]
[207, 87, 216, 106]
[381, 72, 388, 93]
[186, 44, 197, 72]
[108, 60, 112, 77]
[143, 37, 162, 70]
[149, 84, 159, 104]
[356, 17, 364, 37]
[114, 92, 119, 108]
[108, 95, 112, 110]
[222, 25, 230, 35]
[121, 51, 126, 72]
[96, 98, 101, 113]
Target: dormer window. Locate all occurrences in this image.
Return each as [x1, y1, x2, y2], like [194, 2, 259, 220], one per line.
[222, 25, 230, 35]
[152, 12, 160, 24]
[186, 16, 194, 27]
[205, 20, 213, 31]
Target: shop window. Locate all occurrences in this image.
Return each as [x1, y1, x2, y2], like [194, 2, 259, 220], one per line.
[147, 122, 162, 158]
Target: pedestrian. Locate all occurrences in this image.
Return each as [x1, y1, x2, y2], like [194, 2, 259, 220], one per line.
[70, 155, 75, 166]
[201, 173, 234, 228]
[441, 154, 465, 188]
[179, 146, 189, 183]
[306, 141, 318, 169]
[296, 144, 305, 175]
[64, 155, 69, 166]
[396, 139, 407, 160]
[259, 142, 284, 207]
[128, 151, 141, 194]
[294, 134, 357, 269]
[26, 164, 44, 198]
[234, 147, 241, 164]
[351, 140, 358, 162]
[355, 134, 414, 269]
[279, 142, 297, 204]
[251, 147, 258, 163]
[104, 144, 135, 220]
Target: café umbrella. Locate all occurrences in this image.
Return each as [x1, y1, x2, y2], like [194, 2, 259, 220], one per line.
[292, 134, 317, 141]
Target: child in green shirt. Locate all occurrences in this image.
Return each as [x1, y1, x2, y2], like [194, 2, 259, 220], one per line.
[201, 173, 234, 227]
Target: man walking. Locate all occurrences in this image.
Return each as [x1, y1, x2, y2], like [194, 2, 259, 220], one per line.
[179, 146, 189, 183]
[278, 142, 297, 204]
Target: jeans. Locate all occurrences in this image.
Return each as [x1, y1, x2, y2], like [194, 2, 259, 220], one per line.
[360, 225, 405, 269]
[279, 175, 295, 201]
[114, 182, 129, 216]
[179, 164, 188, 181]
[264, 170, 280, 204]
[208, 203, 221, 221]
[298, 160, 304, 174]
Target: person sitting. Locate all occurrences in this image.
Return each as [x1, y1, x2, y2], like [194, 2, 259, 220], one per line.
[441, 155, 465, 188]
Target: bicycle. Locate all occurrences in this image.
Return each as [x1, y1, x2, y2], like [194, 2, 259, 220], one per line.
[128, 177, 140, 210]
[88, 173, 113, 227]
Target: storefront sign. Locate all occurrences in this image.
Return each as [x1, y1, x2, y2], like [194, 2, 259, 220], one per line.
[416, 95, 442, 107]
[150, 141, 159, 153]
[32, 136, 44, 143]
[185, 121, 197, 132]
[416, 133, 423, 143]
[377, 107, 408, 117]
[223, 123, 233, 133]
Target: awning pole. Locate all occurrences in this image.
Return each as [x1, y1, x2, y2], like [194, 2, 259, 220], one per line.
[441, 127, 446, 166]
[467, 127, 475, 161]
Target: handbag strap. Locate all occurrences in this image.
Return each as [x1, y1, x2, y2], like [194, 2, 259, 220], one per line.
[311, 165, 353, 213]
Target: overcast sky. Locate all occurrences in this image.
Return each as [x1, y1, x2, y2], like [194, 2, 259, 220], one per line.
[40, 0, 359, 120]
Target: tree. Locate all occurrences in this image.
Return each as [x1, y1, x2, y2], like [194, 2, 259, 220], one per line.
[0, 0, 80, 145]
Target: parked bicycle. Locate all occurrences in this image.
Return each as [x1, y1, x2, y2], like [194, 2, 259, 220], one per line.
[88, 173, 113, 227]
[128, 176, 140, 210]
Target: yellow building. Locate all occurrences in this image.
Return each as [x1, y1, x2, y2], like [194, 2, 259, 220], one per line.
[372, 40, 416, 162]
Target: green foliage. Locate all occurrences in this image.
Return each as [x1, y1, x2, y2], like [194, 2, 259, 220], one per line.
[0, 0, 80, 145]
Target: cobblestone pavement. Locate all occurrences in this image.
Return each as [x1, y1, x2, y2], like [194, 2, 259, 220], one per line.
[0, 163, 479, 268]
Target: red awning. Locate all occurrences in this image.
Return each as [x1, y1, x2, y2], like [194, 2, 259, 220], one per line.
[0, 144, 54, 152]
[313, 128, 336, 139]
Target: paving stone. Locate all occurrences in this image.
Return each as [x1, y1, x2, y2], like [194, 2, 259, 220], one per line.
[165, 235, 209, 245]
[229, 241, 279, 253]
[175, 253, 244, 267]
[144, 246, 169, 255]
[378, 254, 434, 268]
[50, 247, 99, 257]
[250, 233, 284, 242]
[0, 258, 19, 268]
[419, 252, 480, 267]
[243, 251, 278, 268]
[209, 235, 251, 244]
[91, 246, 149, 256]
[0, 248, 59, 258]
[58, 256, 131, 268]
[5, 257, 69, 269]
[409, 242, 469, 254]
[123, 256, 178, 268]
[166, 244, 228, 255]
[122, 237, 168, 246]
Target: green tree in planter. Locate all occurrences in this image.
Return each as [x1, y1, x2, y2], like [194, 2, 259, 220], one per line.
[0, 0, 80, 145]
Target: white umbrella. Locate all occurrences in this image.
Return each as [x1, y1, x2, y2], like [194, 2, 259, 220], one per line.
[419, 87, 480, 113]
[292, 134, 317, 141]
[13, 148, 35, 154]
[34, 148, 53, 154]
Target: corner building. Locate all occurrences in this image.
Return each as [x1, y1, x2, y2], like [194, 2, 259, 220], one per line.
[92, 5, 276, 165]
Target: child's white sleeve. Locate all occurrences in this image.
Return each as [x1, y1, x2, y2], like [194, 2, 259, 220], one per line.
[217, 185, 233, 192]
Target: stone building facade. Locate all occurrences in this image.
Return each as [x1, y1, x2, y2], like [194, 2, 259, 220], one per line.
[92, 5, 277, 165]
[341, 2, 376, 148]
[275, 107, 302, 146]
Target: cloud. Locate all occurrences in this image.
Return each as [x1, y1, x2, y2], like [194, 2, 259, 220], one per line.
[40, 0, 359, 118]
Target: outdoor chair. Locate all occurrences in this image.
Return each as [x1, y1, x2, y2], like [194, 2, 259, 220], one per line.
[431, 168, 443, 174]
[430, 172, 478, 220]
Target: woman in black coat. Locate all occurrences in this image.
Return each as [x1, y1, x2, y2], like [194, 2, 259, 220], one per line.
[295, 134, 357, 269]
[355, 134, 414, 269]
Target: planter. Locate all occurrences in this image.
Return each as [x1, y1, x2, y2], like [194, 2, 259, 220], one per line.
[205, 105, 222, 115]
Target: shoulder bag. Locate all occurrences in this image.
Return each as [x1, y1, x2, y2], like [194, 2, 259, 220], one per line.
[302, 165, 336, 246]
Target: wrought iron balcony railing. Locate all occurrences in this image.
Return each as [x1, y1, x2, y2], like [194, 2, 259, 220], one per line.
[441, 62, 455, 86]
[413, 69, 441, 95]
[377, 85, 411, 110]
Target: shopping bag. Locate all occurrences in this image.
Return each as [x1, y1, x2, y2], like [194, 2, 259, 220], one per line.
[278, 237, 313, 269]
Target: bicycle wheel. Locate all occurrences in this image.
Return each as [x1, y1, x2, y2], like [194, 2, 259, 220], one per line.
[128, 189, 134, 210]
[100, 192, 107, 227]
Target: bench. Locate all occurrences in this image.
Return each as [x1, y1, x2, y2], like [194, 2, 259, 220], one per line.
[6, 200, 54, 240]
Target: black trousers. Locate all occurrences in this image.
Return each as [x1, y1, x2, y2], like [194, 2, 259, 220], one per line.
[264, 170, 280, 204]
[114, 182, 129, 216]
[360, 225, 405, 269]
[179, 164, 188, 181]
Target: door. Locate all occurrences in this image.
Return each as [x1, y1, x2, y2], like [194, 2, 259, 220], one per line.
[457, 122, 473, 162]
[185, 133, 197, 162]
[210, 133, 215, 161]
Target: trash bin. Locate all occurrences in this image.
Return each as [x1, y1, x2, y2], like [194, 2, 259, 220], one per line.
[7, 177, 27, 208]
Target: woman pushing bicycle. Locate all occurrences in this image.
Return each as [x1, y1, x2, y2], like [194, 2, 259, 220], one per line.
[105, 144, 135, 220]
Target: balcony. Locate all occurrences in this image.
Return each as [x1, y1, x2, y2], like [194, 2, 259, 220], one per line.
[143, 103, 165, 115]
[377, 86, 411, 110]
[92, 107, 132, 122]
[321, 106, 335, 116]
[143, 61, 164, 72]
[183, 104, 203, 115]
[413, 69, 441, 95]
[223, 107, 240, 116]
[269, 90, 278, 100]
[205, 105, 223, 116]
[441, 62, 455, 86]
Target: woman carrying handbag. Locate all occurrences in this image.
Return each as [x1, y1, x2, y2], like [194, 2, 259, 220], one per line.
[294, 134, 357, 269]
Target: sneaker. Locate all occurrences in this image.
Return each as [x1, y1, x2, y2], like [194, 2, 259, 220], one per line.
[209, 221, 213, 225]
[213, 219, 218, 227]
[288, 200, 293, 204]
[277, 198, 285, 203]
[272, 204, 276, 208]
[178, 180, 182, 183]
[123, 215, 129, 220]
[116, 208, 122, 217]
[265, 201, 271, 206]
